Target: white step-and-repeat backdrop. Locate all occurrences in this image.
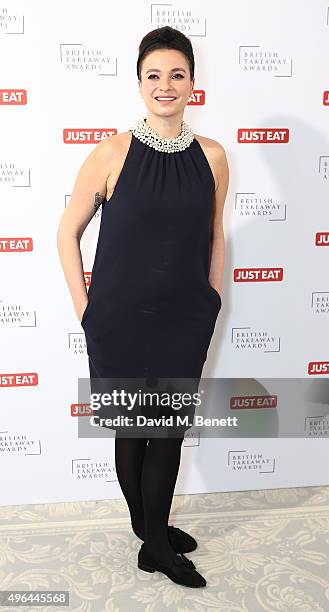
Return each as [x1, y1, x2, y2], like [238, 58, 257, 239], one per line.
[1, 1, 328, 505]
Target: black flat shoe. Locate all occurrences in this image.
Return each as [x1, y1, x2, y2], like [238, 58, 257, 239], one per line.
[137, 543, 206, 588]
[168, 525, 197, 553]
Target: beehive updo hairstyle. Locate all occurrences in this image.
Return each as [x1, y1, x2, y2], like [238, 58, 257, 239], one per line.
[136, 26, 195, 82]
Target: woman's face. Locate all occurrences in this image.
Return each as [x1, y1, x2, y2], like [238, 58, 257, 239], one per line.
[138, 48, 194, 119]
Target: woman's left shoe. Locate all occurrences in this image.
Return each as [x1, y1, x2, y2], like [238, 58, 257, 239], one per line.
[167, 525, 197, 553]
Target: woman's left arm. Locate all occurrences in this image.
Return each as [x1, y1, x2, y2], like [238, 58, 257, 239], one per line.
[209, 143, 229, 295]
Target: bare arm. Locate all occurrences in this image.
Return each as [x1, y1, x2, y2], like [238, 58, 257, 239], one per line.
[209, 144, 229, 295]
[56, 138, 113, 322]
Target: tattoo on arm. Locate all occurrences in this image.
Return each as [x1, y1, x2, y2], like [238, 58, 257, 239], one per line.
[94, 192, 105, 214]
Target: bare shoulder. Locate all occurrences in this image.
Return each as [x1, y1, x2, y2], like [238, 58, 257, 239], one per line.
[105, 129, 132, 146]
[194, 133, 228, 190]
[194, 133, 227, 159]
[92, 131, 132, 174]
[96, 131, 132, 201]
[95, 130, 131, 158]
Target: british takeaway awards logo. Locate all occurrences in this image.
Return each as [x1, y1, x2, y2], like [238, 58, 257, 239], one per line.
[71, 458, 117, 484]
[150, 4, 206, 36]
[0, 6, 24, 34]
[239, 45, 293, 77]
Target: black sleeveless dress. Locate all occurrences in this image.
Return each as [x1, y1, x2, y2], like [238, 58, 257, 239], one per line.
[80, 124, 222, 435]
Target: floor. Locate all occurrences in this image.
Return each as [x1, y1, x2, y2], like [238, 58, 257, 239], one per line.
[0, 485, 329, 611]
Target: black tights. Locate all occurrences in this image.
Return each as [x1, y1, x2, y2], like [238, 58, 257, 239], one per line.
[114, 435, 184, 563]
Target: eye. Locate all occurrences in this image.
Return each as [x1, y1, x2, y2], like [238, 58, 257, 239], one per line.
[147, 73, 185, 79]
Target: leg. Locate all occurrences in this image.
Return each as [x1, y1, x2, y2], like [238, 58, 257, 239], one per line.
[114, 436, 148, 538]
[141, 436, 184, 564]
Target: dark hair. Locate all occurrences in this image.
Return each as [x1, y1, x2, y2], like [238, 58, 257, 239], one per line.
[137, 26, 195, 82]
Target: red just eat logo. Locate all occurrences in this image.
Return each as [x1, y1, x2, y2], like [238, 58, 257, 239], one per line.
[238, 129, 289, 143]
[63, 129, 117, 143]
[0, 89, 27, 104]
[234, 268, 283, 282]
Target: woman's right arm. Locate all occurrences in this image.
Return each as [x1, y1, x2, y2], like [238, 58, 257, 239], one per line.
[56, 137, 113, 322]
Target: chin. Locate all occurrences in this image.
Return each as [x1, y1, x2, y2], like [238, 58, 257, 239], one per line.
[149, 104, 184, 116]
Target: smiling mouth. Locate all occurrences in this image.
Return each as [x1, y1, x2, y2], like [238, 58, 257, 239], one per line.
[154, 97, 177, 101]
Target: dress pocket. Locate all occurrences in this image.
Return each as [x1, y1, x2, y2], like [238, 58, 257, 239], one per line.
[81, 299, 91, 327]
[208, 283, 222, 308]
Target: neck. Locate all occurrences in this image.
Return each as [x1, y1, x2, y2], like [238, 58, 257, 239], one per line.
[145, 114, 184, 139]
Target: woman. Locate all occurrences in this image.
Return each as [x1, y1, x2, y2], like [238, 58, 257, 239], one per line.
[57, 26, 228, 588]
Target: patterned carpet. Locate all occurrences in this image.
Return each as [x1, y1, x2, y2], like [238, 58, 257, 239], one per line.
[0, 486, 329, 611]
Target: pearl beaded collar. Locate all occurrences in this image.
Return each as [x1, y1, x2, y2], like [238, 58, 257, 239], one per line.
[130, 117, 194, 153]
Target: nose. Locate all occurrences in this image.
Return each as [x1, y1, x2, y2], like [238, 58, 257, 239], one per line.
[159, 87, 175, 95]
[158, 76, 174, 92]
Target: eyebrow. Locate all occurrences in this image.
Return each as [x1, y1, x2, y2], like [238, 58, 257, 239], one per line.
[145, 67, 187, 74]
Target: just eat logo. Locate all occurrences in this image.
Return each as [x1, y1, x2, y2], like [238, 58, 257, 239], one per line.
[230, 395, 277, 409]
[0, 373, 38, 386]
[0, 89, 27, 104]
[308, 361, 329, 375]
[0, 238, 33, 251]
[238, 129, 289, 143]
[71, 403, 92, 416]
[315, 232, 329, 245]
[234, 268, 283, 282]
[187, 90, 205, 105]
[63, 129, 117, 143]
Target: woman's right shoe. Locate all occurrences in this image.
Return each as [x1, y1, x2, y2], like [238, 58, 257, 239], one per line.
[137, 543, 206, 588]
